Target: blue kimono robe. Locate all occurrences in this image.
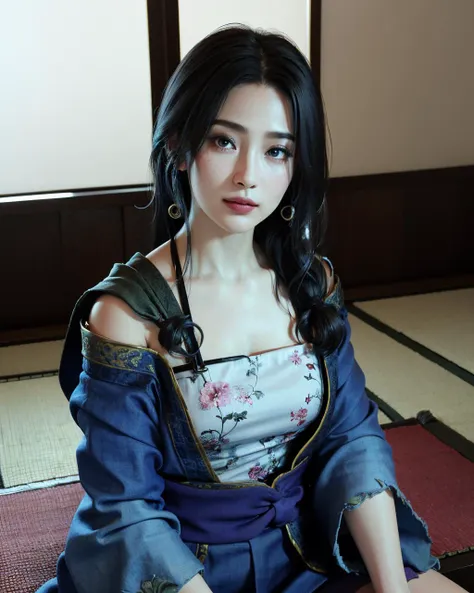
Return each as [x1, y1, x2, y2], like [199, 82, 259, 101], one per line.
[38, 253, 438, 593]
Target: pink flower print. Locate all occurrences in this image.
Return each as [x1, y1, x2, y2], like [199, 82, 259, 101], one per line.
[201, 435, 230, 453]
[234, 387, 253, 406]
[248, 464, 268, 481]
[291, 407, 308, 427]
[199, 382, 231, 410]
[289, 350, 302, 365]
[202, 437, 219, 451]
[305, 393, 319, 405]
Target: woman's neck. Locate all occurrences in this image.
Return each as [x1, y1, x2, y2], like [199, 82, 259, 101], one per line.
[174, 211, 263, 282]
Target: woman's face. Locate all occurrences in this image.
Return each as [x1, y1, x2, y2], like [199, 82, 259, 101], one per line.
[187, 83, 295, 234]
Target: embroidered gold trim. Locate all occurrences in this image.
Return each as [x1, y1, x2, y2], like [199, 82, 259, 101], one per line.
[324, 277, 343, 309]
[80, 323, 218, 481]
[289, 357, 332, 470]
[81, 324, 157, 375]
[165, 364, 220, 482]
[270, 456, 309, 489]
[196, 543, 209, 564]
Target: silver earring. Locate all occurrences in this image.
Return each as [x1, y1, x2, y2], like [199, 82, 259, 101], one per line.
[280, 205, 295, 222]
[168, 204, 182, 219]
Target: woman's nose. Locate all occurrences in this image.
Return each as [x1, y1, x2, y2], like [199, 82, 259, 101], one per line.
[232, 152, 258, 189]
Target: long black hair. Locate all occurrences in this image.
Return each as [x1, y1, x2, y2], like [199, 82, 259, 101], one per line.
[150, 24, 344, 358]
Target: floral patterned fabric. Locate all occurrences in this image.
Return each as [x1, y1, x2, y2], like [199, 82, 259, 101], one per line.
[175, 344, 322, 483]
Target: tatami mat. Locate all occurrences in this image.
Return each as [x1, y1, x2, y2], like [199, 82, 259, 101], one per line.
[355, 289, 474, 374]
[349, 313, 474, 441]
[0, 340, 63, 378]
[0, 376, 80, 488]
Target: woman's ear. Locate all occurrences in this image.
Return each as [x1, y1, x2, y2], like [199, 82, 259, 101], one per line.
[177, 161, 187, 171]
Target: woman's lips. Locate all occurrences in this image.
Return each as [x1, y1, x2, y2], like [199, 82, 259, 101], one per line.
[223, 198, 258, 214]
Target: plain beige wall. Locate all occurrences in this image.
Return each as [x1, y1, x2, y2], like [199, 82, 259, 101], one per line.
[178, 0, 311, 60]
[321, 0, 474, 177]
[5, 1, 471, 195]
[1, 0, 153, 195]
[1, 1, 310, 196]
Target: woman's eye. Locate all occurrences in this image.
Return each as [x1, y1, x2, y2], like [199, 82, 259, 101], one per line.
[213, 136, 234, 149]
[268, 147, 292, 160]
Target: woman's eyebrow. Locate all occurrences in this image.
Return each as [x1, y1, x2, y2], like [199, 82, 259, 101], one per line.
[213, 118, 295, 142]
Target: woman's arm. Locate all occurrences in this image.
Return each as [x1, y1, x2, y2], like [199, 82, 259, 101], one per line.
[63, 296, 209, 593]
[311, 308, 437, 581]
[344, 490, 410, 593]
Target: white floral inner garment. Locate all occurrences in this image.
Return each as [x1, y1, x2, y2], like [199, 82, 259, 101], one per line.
[175, 343, 322, 483]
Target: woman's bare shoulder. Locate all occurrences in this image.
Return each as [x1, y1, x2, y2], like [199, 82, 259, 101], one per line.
[88, 294, 149, 347]
[88, 243, 175, 350]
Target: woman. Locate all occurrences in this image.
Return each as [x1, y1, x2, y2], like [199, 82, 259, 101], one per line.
[38, 25, 465, 593]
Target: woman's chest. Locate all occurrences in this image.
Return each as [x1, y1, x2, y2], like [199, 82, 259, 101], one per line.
[175, 344, 323, 481]
[192, 291, 296, 357]
[148, 275, 298, 364]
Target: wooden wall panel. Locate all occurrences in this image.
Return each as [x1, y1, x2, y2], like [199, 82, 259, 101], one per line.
[325, 166, 474, 288]
[325, 185, 406, 286]
[402, 175, 474, 279]
[60, 207, 124, 312]
[123, 203, 155, 259]
[1, 166, 473, 332]
[0, 212, 63, 329]
[0, 188, 149, 331]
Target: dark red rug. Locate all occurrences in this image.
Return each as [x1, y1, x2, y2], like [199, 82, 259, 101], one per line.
[384, 419, 474, 559]
[1, 415, 473, 593]
[0, 482, 84, 593]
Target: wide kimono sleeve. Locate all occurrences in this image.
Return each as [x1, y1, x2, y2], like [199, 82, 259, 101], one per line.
[59, 350, 204, 593]
[312, 308, 439, 574]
